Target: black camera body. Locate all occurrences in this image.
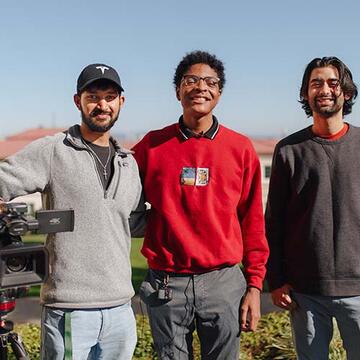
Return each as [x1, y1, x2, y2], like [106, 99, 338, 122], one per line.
[0, 202, 74, 289]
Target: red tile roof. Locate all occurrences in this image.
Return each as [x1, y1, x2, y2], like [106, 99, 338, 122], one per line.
[5, 128, 66, 141]
[251, 139, 278, 155]
[0, 128, 66, 160]
[0, 140, 30, 159]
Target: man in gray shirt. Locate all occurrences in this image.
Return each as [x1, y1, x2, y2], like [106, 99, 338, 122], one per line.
[266, 57, 359, 359]
[0, 64, 143, 359]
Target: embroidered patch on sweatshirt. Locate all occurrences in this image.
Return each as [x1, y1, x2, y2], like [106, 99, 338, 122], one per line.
[181, 167, 209, 186]
[196, 168, 209, 186]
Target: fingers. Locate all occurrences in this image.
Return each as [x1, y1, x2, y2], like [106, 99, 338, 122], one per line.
[240, 305, 260, 332]
[240, 287, 261, 331]
[274, 299, 292, 309]
[240, 307, 249, 331]
[271, 290, 297, 310]
[248, 310, 260, 331]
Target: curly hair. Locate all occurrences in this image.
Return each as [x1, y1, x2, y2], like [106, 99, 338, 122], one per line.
[299, 57, 358, 117]
[173, 50, 225, 91]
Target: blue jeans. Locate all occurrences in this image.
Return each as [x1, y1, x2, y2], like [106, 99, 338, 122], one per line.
[41, 302, 137, 360]
[290, 292, 360, 360]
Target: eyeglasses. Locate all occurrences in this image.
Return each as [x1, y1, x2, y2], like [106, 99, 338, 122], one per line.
[181, 75, 220, 89]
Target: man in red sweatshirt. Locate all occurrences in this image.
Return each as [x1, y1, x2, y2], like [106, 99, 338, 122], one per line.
[133, 50, 269, 360]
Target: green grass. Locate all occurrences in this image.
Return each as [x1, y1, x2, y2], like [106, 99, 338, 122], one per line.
[20, 235, 148, 297]
[22, 234, 46, 244]
[131, 238, 148, 292]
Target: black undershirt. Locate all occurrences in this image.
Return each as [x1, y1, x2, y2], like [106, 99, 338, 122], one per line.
[84, 140, 115, 189]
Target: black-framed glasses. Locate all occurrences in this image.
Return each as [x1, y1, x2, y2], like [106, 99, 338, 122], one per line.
[181, 75, 220, 89]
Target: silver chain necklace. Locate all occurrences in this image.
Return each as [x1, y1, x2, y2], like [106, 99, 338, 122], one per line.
[82, 140, 112, 180]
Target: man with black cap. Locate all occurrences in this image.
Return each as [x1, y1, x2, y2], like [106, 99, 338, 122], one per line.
[0, 64, 144, 359]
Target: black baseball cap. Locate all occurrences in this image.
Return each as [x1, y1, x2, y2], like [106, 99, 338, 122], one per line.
[76, 63, 124, 94]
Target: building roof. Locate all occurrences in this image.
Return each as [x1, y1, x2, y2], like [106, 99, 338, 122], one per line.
[5, 128, 66, 141]
[0, 127, 278, 159]
[251, 138, 278, 155]
[0, 128, 66, 160]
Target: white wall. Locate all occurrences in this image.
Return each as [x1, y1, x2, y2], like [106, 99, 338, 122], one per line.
[259, 154, 272, 209]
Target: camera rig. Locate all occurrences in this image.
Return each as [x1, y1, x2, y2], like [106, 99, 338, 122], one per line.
[0, 202, 74, 289]
[0, 202, 74, 359]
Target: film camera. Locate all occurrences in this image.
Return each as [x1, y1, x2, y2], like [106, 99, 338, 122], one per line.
[0, 202, 74, 289]
[0, 202, 74, 359]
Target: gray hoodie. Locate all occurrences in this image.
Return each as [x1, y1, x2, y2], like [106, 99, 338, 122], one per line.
[0, 125, 142, 308]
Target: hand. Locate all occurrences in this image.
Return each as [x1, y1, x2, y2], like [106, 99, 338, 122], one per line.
[271, 284, 296, 310]
[240, 287, 261, 332]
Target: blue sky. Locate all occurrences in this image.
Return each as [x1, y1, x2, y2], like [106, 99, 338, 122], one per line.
[1, 0, 360, 138]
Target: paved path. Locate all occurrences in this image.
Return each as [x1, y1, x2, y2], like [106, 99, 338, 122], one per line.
[7, 293, 280, 326]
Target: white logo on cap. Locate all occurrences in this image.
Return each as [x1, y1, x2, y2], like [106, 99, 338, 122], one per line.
[96, 66, 110, 74]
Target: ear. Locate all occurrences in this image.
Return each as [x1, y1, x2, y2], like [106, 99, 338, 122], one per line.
[74, 94, 81, 110]
[119, 95, 125, 108]
[344, 92, 351, 101]
[176, 87, 181, 101]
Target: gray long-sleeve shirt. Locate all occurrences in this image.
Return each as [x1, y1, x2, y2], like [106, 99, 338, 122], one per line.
[266, 124, 360, 296]
[0, 125, 143, 308]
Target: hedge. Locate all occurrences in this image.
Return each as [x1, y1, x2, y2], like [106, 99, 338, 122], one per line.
[9, 312, 345, 359]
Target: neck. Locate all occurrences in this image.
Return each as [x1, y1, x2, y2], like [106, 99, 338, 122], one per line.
[312, 113, 345, 137]
[80, 124, 110, 146]
[182, 113, 213, 134]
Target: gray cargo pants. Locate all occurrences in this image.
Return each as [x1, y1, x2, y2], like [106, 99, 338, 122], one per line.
[139, 265, 247, 360]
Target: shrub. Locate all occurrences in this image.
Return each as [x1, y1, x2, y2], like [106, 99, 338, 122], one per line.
[240, 311, 345, 360]
[8, 312, 346, 359]
[134, 312, 345, 360]
[9, 324, 40, 360]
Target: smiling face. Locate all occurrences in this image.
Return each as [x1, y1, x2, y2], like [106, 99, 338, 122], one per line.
[74, 84, 124, 133]
[307, 66, 348, 118]
[176, 63, 221, 120]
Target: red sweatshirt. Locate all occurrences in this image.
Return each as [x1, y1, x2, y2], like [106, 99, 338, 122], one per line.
[133, 122, 269, 289]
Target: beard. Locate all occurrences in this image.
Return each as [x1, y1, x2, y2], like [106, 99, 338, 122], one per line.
[311, 94, 344, 117]
[81, 108, 119, 133]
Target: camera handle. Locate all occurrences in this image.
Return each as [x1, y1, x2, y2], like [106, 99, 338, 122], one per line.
[0, 319, 29, 360]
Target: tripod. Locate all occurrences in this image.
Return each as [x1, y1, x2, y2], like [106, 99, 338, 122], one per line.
[0, 318, 29, 360]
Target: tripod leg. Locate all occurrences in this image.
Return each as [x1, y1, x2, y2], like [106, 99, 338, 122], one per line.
[8, 333, 29, 360]
[0, 336, 8, 360]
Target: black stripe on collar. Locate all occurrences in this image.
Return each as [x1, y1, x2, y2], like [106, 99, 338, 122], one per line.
[178, 116, 219, 140]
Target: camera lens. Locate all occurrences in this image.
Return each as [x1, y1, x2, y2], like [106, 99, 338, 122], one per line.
[6, 256, 28, 272]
